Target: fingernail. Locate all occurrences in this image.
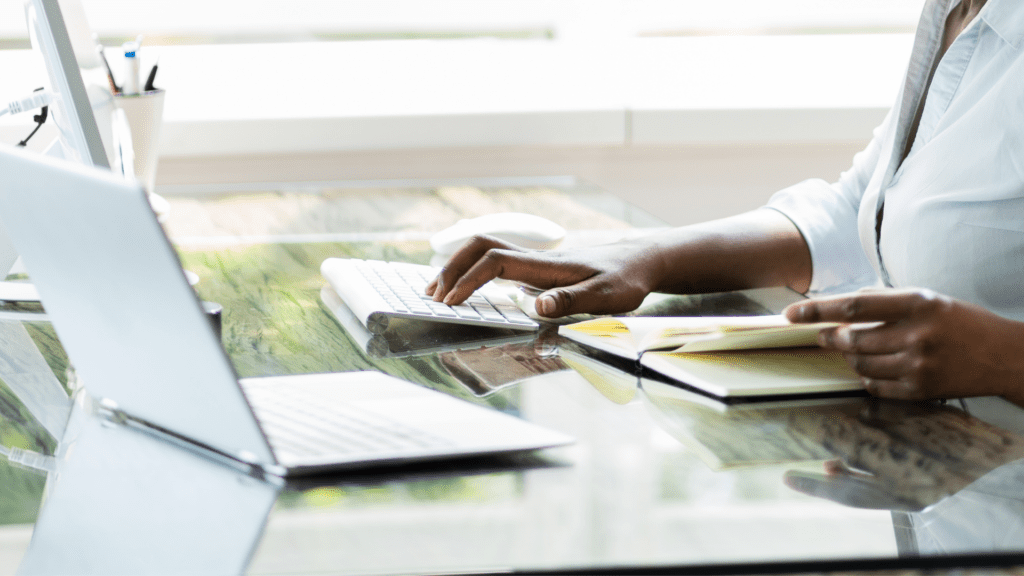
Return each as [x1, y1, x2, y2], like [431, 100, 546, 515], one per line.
[538, 294, 557, 316]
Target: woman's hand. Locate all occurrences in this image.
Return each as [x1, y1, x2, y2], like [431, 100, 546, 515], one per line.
[425, 235, 665, 318]
[426, 209, 816, 319]
[784, 288, 1024, 404]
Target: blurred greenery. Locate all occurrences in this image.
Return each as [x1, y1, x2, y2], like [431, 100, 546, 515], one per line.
[0, 385, 53, 453]
[0, 378, 57, 526]
[277, 472, 521, 510]
[0, 461, 46, 525]
[177, 237, 537, 509]
[176, 239, 516, 413]
[24, 323, 70, 392]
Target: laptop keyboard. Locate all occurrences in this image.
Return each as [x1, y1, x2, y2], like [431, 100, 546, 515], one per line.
[242, 378, 454, 459]
[323, 259, 539, 334]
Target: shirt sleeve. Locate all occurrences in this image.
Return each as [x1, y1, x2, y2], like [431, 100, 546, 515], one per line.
[764, 111, 891, 295]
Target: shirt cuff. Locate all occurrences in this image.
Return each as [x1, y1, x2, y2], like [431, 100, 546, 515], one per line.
[764, 179, 880, 295]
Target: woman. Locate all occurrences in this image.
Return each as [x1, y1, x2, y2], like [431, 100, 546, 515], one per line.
[427, 0, 1024, 405]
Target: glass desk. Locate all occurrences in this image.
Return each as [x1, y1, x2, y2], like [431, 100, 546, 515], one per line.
[1, 180, 1023, 575]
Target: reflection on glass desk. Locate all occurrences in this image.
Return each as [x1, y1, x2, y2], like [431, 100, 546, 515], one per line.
[3, 180, 1024, 574]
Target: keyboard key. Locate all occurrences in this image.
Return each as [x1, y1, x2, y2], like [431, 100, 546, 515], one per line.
[428, 304, 459, 318]
[450, 305, 481, 319]
[477, 309, 505, 321]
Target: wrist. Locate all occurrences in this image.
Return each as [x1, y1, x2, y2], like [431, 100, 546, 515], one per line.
[622, 236, 673, 294]
[988, 315, 1024, 406]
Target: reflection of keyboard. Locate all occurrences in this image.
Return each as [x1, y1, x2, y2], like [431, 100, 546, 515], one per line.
[321, 258, 540, 334]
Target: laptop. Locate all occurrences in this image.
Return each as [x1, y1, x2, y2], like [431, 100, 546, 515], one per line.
[0, 146, 573, 477]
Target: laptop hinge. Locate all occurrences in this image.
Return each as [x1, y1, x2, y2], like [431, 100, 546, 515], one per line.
[95, 397, 286, 483]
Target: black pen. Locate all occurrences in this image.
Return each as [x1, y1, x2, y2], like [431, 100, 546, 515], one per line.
[143, 60, 159, 92]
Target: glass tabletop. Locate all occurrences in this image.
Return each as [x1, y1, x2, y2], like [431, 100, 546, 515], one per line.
[2, 179, 1023, 575]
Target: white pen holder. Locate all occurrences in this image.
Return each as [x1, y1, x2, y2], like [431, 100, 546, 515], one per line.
[114, 89, 166, 194]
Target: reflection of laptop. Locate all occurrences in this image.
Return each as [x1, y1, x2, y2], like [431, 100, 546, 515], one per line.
[0, 147, 572, 477]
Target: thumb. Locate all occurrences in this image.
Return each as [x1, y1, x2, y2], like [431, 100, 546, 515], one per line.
[535, 276, 631, 318]
[535, 287, 584, 317]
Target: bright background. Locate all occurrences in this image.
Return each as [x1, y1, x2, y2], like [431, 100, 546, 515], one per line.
[0, 1, 927, 46]
[0, 1, 928, 224]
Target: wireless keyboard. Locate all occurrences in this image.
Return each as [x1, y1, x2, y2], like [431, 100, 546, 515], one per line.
[321, 258, 540, 334]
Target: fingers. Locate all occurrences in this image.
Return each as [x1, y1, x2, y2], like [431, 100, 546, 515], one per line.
[824, 343, 931, 401]
[817, 323, 909, 354]
[429, 234, 598, 309]
[817, 323, 931, 399]
[442, 248, 553, 305]
[840, 350, 913, 381]
[859, 377, 926, 401]
[425, 235, 525, 301]
[423, 233, 652, 317]
[785, 288, 947, 324]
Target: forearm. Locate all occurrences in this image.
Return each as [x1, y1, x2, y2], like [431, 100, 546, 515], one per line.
[639, 208, 812, 296]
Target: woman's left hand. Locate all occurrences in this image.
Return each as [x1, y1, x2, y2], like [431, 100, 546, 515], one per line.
[784, 288, 1024, 404]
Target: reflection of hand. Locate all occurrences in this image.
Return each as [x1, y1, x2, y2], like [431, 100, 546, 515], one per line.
[533, 325, 562, 357]
[784, 464, 927, 511]
[425, 235, 660, 318]
[785, 400, 1024, 510]
[784, 288, 1024, 404]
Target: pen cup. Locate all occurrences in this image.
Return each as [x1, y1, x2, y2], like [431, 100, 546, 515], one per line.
[114, 89, 166, 194]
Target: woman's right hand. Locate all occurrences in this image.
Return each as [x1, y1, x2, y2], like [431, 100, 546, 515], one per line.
[425, 209, 815, 319]
[424, 235, 664, 318]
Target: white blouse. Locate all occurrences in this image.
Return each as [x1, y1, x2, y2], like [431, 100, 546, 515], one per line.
[766, 0, 1024, 321]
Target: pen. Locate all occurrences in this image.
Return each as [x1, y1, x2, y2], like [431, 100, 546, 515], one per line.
[143, 60, 159, 92]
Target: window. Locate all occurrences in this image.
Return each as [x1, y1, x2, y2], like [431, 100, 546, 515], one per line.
[1, 0, 927, 49]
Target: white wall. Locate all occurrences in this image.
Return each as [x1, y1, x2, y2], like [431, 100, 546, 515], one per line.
[1, 32, 905, 227]
[155, 141, 867, 227]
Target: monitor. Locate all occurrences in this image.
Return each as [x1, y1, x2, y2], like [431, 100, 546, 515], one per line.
[23, 0, 132, 172]
[0, 0, 133, 292]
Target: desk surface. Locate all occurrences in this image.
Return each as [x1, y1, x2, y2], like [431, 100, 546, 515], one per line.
[2, 180, 1024, 575]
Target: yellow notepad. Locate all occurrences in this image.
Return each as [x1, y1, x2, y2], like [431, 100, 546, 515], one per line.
[559, 315, 839, 359]
[559, 315, 865, 398]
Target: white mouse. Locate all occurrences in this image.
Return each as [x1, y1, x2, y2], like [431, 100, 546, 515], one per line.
[430, 212, 566, 255]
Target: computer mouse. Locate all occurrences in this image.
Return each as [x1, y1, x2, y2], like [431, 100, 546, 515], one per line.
[430, 212, 566, 255]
